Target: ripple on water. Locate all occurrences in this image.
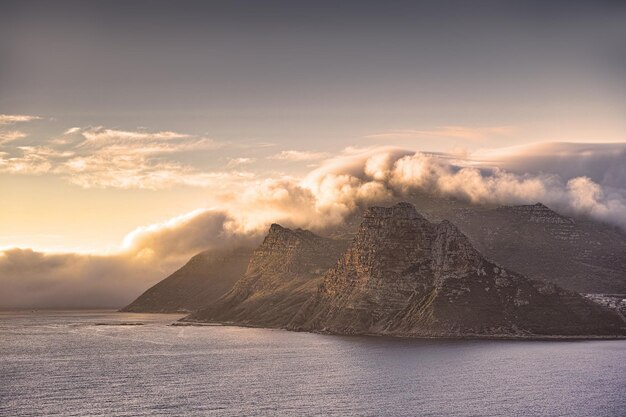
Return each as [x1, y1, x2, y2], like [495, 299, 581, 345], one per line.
[1, 310, 625, 417]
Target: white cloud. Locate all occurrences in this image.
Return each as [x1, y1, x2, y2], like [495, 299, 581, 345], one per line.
[268, 150, 330, 161]
[227, 157, 255, 168]
[63, 127, 81, 134]
[300, 145, 626, 231]
[0, 208, 264, 308]
[0, 130, 27, 144]
[0, 114, 41, 125]
[470, 141, 626, 189]
[0, 146, 71, 174]
[0, 114, 41, 146]
[0, 126, 234, 189]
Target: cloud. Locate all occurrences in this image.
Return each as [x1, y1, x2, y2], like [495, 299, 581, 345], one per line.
[0, 209, 263, 308]
[59, 154, 253, 189]
[227, 157, 255, 168]
[0, 131, 27, 145]
[0, 249, 156, 309]
[0, 114, 41, 146]
[2, 140, 626, 308]
[301, 146, 626, 230]
[366, 126, 515, 142]
[268, 150, 330, 161]
[122, 209, 261, 259]
[0, 114, 41, 125]
[471, 142, 626, 189]
[0, 146, 71, 174]
[0, 126, 244, 189]
[63, 127, 81, 135]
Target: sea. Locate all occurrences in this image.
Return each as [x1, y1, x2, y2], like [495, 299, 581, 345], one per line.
[1, 310, 624, 417]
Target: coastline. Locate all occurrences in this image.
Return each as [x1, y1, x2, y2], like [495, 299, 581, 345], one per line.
[172, 318, 626, 341]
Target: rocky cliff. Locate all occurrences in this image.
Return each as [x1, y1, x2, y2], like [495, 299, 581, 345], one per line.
[185, 224, 348, 326]
[320, 194, 626, 294]
[289, 203, 625, 337]
[451, 202, 626, 293]
[121, 247, 253, 313]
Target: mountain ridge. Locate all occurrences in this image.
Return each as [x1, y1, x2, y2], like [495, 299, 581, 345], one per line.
[121, 246, 253, 313]
[184, 202, 625, 338]
[185, 224, 348, 326]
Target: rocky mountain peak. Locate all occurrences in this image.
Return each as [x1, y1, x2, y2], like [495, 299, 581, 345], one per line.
[498, 202, 574, 224]
[250, 225, 338, 276]
[267, 223, 314, 237]
[363, 202, 424, 220]
[432, 220, 482, 274]
[323, 204, 482, 288]
[268, 223, 286, 232]
[347, 203, 438, 280]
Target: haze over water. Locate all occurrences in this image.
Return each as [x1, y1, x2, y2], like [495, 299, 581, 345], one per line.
[1, 311, 624, 417]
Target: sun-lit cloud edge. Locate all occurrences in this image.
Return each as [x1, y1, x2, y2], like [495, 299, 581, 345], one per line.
[0, 125, 254, 189]
[268, 149, 331, 161]
[0, 114, 42, 125]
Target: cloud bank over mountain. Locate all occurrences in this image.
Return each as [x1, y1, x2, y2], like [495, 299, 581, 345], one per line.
[1, 140, 625, 308]
[0, 210, 262, 308]
[297, 145, 626, 231]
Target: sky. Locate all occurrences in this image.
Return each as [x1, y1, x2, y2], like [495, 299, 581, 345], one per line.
[1, 0, 625, 307]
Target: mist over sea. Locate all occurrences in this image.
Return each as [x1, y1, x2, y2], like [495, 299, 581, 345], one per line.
[1, 310, 624, 417]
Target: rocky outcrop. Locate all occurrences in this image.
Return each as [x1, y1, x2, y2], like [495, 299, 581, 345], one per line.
[184, 225, 348, 326]
[289, 203, 625, 337]
[121, 247, 253, 313]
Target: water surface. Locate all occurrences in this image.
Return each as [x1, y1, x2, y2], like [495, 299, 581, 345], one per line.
[1, 310, 624, 416]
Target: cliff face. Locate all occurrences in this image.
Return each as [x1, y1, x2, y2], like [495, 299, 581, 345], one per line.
[121, 247, 253, 313]
[289, 203, 625, 337]
[185, 224, 348, 326]
[451, 202, 626, 293]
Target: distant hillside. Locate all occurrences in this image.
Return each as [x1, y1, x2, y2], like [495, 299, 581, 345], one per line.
[449, 203, 626, 293]
[187, 224, 348, 326]
[121, 247, 253, 313]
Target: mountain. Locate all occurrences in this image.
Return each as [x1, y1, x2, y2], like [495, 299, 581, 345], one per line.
[290, 203, 624, 337]
[185, 202, 624, 338]
[121, 247, 253, 313]
[449, 203, 626, 293]
[328, 194, 626, 294]
[184, 224, 348, 326]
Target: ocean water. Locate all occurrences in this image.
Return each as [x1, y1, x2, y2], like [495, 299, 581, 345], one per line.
[1, 311, 624, 417]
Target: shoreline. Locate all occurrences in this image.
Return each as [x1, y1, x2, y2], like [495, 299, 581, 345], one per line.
[173, 318, 626, 341]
